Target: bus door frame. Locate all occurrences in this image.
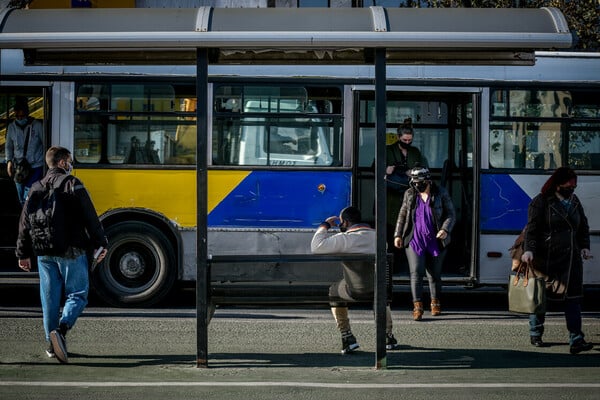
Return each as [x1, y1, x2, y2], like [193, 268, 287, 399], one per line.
[351, 85, 482, 286]
[0, 84, 50, 276]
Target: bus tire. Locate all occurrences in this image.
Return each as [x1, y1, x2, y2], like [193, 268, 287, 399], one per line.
[92, 221, 176, 307]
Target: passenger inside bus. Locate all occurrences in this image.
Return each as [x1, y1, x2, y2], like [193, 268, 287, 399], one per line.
[385, 118, 426, 273]
[126, 136, 160, 165]
[537, 90, 571, 169]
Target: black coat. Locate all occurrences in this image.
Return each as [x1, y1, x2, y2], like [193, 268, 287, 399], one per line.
[393, 183, 456, 248]
[16, 168, 108, 259]
[524, 193, 590, 299]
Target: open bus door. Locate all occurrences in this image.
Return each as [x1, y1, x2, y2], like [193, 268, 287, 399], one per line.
[354, 87, 477, 288]
[0, 88, 47, 279]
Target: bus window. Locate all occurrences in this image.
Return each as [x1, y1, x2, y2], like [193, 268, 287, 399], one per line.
[0, 91, 45, 163]
[212, 85, 342, 167]
[74, 114, 102, 163]
[569, 123, 600, 170]
[490, 89, 600, 170]
[358, 98, 450, 169]
[74, 83, 197, 165]
[570, 92, 600, 170]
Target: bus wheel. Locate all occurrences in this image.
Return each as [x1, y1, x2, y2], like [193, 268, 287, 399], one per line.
[92, 221, 176, 307]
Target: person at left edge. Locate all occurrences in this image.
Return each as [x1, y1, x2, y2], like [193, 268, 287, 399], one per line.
[5, 102, 45, 205]
[311, 206, 401, 354]
[16, 146, 108, 364]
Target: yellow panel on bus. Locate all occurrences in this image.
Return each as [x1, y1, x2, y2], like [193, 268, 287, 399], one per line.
[73, 169, 250, 228]
[29, 0, 134, 8]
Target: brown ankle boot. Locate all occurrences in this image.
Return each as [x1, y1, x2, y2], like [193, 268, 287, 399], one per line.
[412, 301, 424, 321]
[431, 299, 441, 316]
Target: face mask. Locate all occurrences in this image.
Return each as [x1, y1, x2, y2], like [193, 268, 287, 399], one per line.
[339, 220, 347, 232]
[398, 141, 412, 149]
[16, 118, 28, 126]
[63, 161, 73, 175]
[558, 186, 574, 198]
[414, 182, 428, 193]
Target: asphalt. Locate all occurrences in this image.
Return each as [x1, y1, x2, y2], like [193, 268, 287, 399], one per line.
[1, 297, 599, 400]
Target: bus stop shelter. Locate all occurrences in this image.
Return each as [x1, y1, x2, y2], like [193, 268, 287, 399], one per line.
[0, 5, 572, 369]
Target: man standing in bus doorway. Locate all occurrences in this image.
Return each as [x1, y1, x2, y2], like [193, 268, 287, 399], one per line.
[16, 146, 108, 364]
[385, 118, 426, 276]
[5, 101, 45, 205]
[311, 206, 400, 354]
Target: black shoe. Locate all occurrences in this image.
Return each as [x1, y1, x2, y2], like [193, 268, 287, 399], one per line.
[570, 339, 593, 355]
[530, 336, 549, 347]
[386, 333, 400, 350]
[50, 330, 68, 364]
[341, 332, 359, 355]
[59, 322, 69, 337]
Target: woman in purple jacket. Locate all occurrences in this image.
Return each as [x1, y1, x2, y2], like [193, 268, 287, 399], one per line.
[394, 166, 456, 321]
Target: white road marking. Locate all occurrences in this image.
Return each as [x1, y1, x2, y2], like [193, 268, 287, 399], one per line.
[1, 381, 600, 388]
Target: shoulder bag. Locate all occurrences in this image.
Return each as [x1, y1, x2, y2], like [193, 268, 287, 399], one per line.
[508, 262, 546, 314]
[12, 125, 32, 184]
[385, 148, 410, 193]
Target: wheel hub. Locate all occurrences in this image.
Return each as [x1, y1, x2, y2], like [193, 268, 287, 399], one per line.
[119, 252, 145, 279]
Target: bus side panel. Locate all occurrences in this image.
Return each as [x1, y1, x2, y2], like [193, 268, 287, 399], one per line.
[479, 234, 519, 285]
[208, 170, 351, 228]
[480, 173, 534, 231]
[202, 170, 351, 283]
[479, 173, 600, 285]
[479, 234, 600, 285]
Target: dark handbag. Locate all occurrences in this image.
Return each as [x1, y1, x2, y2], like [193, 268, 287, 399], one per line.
[385, 170, 409, 193]
[508, 262, 546, 314]
[13, 158, 32, 183]
[12, 125, 32, 184]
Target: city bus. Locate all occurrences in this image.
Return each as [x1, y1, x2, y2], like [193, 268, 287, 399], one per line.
[1, 8, 598, 307]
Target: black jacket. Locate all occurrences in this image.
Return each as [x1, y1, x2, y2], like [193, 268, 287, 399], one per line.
[393, 183, 456, 248]
[16, 168, 108, 259]
[524, 193, 590, 298]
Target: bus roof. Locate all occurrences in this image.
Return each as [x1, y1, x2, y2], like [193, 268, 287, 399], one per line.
[0, 7, 572, 66]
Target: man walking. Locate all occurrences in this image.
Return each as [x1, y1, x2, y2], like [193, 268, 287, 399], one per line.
[16, 146, 108, 363]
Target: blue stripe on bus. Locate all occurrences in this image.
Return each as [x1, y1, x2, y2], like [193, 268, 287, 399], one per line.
[480, 174, 530, 231]
[208, 170, 351, 228]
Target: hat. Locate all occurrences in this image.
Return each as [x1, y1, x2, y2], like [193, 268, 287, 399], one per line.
[410, 166, 431, 183]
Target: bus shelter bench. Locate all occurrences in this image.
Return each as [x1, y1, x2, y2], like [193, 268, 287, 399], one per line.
[208, 254, 393, 306]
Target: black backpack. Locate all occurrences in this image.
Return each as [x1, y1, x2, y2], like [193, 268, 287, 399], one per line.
[26, 175, 74, 255]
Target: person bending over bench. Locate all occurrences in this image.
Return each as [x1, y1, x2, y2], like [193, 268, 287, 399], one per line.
[311, 206, 400, 354]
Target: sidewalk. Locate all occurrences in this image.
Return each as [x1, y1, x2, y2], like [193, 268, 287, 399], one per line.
[1, 307, 598, 376]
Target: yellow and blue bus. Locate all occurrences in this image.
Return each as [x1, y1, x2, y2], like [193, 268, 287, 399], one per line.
[1, 7, 599, 306]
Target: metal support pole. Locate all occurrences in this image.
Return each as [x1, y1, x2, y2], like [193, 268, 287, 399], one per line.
[374, 47, 387, 370]
[196, 48, 209, 368]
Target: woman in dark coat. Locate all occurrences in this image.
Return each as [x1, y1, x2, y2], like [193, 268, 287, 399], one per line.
[522, 167, 593, 354]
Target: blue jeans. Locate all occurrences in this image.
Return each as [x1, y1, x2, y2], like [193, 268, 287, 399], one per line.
[529, 298, 584, 345]
[37, 252, 89, 342]
[405, 245, 446, 302]
[15, 166, 43, 205]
